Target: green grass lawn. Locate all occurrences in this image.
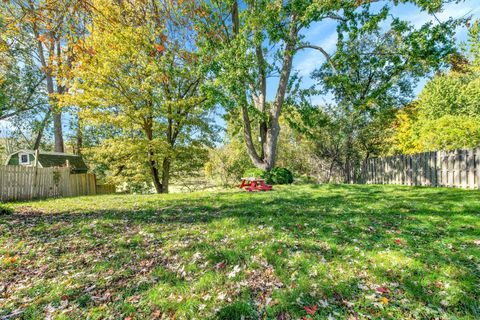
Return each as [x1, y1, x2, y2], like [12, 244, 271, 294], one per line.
[1, 184, 479, 320]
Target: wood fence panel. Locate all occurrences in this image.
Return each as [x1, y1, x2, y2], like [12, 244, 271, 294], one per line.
[476, 148, 480, 189]
[467, 149, 474, 188]
[363, 147, 480, 190]
[442, 151, 448, 187]
[412, 154, 416, 186]
[0, 166, 114, 201]
[460, 149, 466, 188]
[447, 151, 453, 187]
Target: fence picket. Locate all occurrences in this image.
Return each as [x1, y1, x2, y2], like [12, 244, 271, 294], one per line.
[0, 165, 115, 201]
[362, 147, 480, 190]
[474, 148, 480, 189]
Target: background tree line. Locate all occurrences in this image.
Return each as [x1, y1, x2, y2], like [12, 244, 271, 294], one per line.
[1, 0, 478, 192]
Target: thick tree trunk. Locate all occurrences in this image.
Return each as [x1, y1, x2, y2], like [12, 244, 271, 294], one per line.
[263, 19, 297, 171]
[76, 122, 83, 155]
[33, 109, 51, 150]
[144, 118, 172, 194]
[241, 47, 295, 171]
[53, 112, 64, 152]
[161, 157, 171, 194]
[149, 159, 163, 193]
[54, 41, 66, 153]
[45, 74, 64, 152]
[263, 118, 281, 170]
[241, 105, 268, 170]
[236, 9, 298, 172]
[32, 22, 64, 153]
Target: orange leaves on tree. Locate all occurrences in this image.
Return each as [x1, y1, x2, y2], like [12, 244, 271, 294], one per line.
[159, 33, 167, 42]
[155, 44, 165, 53]
[37, 34, 48, 43]
[86, 47, 95, 56]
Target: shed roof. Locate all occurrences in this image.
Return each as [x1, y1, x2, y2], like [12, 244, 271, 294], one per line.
[6, 150, 88, 173]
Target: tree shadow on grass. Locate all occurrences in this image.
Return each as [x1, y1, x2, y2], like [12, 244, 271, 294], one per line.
[1, 185, 479, 319]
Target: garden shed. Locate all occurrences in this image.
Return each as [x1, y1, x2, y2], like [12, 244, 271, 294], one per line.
[4, 149, 88, 174]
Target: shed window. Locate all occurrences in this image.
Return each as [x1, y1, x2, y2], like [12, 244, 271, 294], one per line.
[19, 153, 30, 165]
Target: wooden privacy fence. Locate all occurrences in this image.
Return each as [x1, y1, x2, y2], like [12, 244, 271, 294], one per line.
[363, 148, 480, 189]
[0, 165, 115, 201]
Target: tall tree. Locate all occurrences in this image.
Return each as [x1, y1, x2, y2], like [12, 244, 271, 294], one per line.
[1, 0, 90, 152]
[307, 15, 460, 181]
[197, 0, 465, 171]
[387, 20, 480, 154]
[62, 0, 216, 193]
[0, 42, 46, 122]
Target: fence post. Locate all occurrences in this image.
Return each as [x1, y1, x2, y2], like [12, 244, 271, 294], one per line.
[33, 149, 39, 199]
[441, 151, 446, 187]
[445, 150, 450, 187]
[476, 148, 480, 190]
[0, 166, 3, 202]
[358, 147, 480, 189]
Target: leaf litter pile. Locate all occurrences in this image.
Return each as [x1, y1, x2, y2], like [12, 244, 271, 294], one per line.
[1, 185, 479, 319]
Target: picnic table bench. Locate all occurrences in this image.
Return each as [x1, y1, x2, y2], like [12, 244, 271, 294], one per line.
[239, 177, 273, 192]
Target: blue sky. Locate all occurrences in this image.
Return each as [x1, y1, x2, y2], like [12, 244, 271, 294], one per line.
[2, 0, 479, 141]
[212, 0, 480, 133]
[289, 0, 480, 106]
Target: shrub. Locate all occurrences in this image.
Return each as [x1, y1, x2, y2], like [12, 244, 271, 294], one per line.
[269, 167, 294, 184]
[242, 168, 267, 179]
[205, 139, 251, 187]
[243, 167, 293, 184]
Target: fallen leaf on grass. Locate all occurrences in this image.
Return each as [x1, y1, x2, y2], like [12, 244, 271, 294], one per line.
[376, 287, 389, 294]
[304, 305, 318, 315]
[227, 265, 241, 278]
[358, 284, 369, 291]
[381, 297, 389, 304]
[276, 312, 289, 320]
[342, 299, 354, 308]
[2, 252, 18, 263]
[318, 299, 329, 307]
[127, 295, 141, 303]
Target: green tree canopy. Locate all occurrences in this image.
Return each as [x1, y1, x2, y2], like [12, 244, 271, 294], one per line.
[387, 20, 480, 154]
[62, 0, 217, 193]
[197, 0, 464, 172]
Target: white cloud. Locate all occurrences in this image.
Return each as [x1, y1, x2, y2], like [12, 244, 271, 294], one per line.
[294, 31, 337, 77]
[295, 54, 322, 77]
[402, 1, 479, 28]
[0, 120, 15, 138]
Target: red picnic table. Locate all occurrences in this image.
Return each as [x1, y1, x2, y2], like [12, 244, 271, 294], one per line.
[239, 177, 273, 192]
